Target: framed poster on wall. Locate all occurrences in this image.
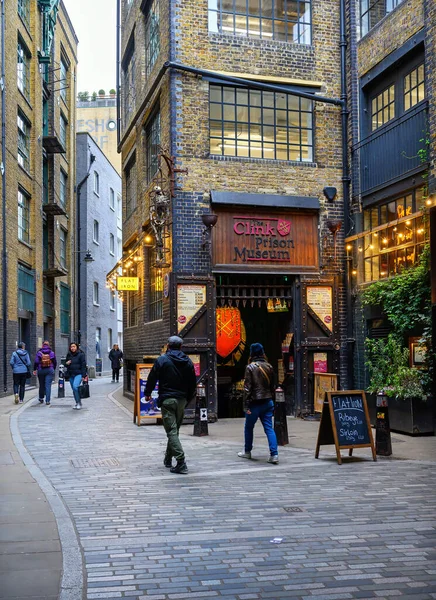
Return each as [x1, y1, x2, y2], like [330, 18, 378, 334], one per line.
[177, 284, 207, 332]
[307, 286, 333, 331]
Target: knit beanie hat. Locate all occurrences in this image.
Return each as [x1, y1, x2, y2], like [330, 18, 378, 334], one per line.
[250, 343, 264, 358]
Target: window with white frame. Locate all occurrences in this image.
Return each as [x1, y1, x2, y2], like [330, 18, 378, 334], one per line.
[60, 56, 68, 103]
[145, 0, 160, 76]
[18, 0, 30, 28]
[117, 194, 122, 222]
[96, 327, 101, 357]
[17, 37, 31, 99]
[59, 113, 67, 149]
[18, 188, 30, 243]
[94, 171, 100, 195]
[59, 228, 67, 269]
[360, 0, 404, 38]
[110, 290, 116, 311]
[145, 109, 160, 183]
[93, 220, 99, 243]
[110, 233, 115, 255]
[17, 111, 30, 171]
[404, 63, 425, 111]
[60, 169, 67, 208]
[93, 282, 99, 305]
[110, 187, 115, 210]
[117, 238, 122, 259]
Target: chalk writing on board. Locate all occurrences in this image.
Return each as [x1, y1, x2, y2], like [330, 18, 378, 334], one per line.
[331, 394, 370, 445]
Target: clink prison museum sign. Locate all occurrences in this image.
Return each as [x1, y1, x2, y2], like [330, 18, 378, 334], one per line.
[212, 208, 319, 272]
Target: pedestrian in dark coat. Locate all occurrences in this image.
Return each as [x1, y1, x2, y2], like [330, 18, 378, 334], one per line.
[109, 344, 123, 382]
[144, 336, 197, 474]
[33, 341, 57, 405]
[65, 343, 87, 410]
[10, 342, 31, 404]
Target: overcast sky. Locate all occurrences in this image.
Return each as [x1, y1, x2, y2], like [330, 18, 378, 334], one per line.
[63, 0, 117, 95]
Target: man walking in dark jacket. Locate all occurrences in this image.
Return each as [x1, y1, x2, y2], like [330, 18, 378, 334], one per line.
[144, 336, 196, 474]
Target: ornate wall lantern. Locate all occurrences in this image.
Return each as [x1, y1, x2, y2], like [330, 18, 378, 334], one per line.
[149, 185, 170, 267]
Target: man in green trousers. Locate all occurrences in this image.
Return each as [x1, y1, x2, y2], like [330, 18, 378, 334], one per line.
[144, 336, 197, 474]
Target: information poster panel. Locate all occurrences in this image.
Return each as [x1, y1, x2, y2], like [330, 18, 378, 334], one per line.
[313, 373, 337, 413]
[177, 284, 206, 332]
[134, 363, 161, 426]
[307, 286, 333, 331]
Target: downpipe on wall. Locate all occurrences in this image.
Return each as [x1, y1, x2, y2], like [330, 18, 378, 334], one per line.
[1, 0, 8, 392]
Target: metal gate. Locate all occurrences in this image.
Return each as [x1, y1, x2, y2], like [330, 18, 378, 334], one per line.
[294, 276, 341, 415]
[170, 274, 217, 420]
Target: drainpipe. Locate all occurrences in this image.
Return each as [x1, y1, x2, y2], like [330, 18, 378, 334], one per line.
[76, 149, 96, 346]
[116, 0, 121, 147]
[1, 0, 7, 392]
[340, 0, 354, 388]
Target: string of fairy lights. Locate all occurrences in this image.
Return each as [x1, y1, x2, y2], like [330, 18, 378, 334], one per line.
[105, 234, 153, 300]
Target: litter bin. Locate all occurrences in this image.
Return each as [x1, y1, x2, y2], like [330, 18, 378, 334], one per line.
[87, 365, 96, 380]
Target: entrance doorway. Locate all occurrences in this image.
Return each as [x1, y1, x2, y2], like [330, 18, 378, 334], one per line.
[18, 318, 30, 348]
[215, 274, 295, 418]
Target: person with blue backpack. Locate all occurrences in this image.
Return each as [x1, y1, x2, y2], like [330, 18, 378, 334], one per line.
[10, 342, 32, 404]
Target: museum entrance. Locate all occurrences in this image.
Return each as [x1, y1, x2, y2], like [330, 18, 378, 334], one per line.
[215, 274, 296, 418]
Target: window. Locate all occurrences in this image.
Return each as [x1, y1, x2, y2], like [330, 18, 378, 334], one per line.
[110, 290, 116, 311]
[108, 328, 113, 350]
[60, 284, 70, 334]
[127, 262, 140, 326]
[59, 113, 67, 149]
[145, 0, 160, 75]
[17, 38, 30, 99]
[110, 233, 115, 255]
[149, 266, 163, 322]
[18, 188, 30, 244]
[93, 282, 99, 305]
[93, 220, 99, 243]
[371, 84, 395, 131]
[94, 171, 100, 195]
[360, 0, 404, 37]
[110, 187, 115, 210]
[145, 109, 160, 182]
[125, 153, 137, 216]
[209, 0, 311, 44]
[404, 64, 425, 112]
[59, 228, 67, 268]
[96, 327, 101, 357]
[210, 84, 313, 161]
[60, 169, 67, 208]
[122, 39, 136, 125]
[117, 194, 122, 222]
[18, 264, 35, 312]
[60, 56, 68, 103]
[18, 0, 30, 28]
[17, 111, 30, 171]
[117, 238, 122, 259]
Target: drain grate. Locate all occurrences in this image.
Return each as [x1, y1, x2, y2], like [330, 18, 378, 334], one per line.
[71, 457, 120, 468]
[283, 506, 303, 513]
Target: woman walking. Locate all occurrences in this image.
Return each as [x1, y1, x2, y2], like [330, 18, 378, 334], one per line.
[109, 344, 123, 383]
[10, 342, 31, 404]
[34, 341, 57, 405]
[237, 343, 279, 464]
[65, 342, 87, 410]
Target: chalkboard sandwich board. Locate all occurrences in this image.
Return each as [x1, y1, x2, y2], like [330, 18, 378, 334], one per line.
[315, 390, 376, 465]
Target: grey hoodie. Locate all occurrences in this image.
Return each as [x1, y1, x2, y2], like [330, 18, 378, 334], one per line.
[10, 349, 31, 374]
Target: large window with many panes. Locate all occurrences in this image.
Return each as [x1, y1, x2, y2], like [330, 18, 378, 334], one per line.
[210, 84, 313, 161]
[60, 56, 68, 103]
[17, 38, 31, 99]
[356, 188, 428, 282]
[18, 0, 30, 28]
[18, 188, 30, 244]
[149, 266, 163, 322]
[145, 109, 160, 183]
[18, 264, 35, 312]
[209, 0, 311, 44]
[145, 0, 160, 75]
[17, 111, 30, 171]
[360, 0, 404, 38]
[60, 284, 70, 334]
[122, 37, 136, 126]
[59, 228, 67, 269]
[125, 153, 137, 216]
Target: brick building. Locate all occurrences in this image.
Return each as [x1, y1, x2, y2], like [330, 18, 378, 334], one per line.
[0, 0, 78, 395]
[116, 0, 354, 418]
[345, 0, 435, 414]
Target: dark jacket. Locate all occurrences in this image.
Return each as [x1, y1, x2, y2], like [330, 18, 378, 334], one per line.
[243, 357, 275, 411]
[10, 349, 31, 374]
[144, 350, 197, 406]
[34, 346, 57, 371]
[65, 350, 87, 378]
[109, 348, 123, 369]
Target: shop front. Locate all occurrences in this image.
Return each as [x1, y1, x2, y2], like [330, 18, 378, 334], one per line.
[170, 192, 342, 420]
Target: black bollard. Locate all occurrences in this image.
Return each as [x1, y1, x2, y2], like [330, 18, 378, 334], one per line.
[375, 393, 392, 456]
[274, 386, 289, 446]
[57, 364, 65, 398]
[193, 382, 209, 436]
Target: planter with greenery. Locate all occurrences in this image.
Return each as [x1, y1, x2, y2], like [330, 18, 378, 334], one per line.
[362, 245, 433, 435]
[98, 89, 106, 97]
[77, 91, 89, 102]
[109, 88, 116, 97]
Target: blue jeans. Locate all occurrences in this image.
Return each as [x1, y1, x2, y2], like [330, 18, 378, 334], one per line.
[38, 368, 54, 403]
[244, 399, 278, 456]
[70, 374, 83, 403]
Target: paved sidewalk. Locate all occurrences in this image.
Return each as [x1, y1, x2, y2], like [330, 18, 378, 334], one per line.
[0, 391, 62, 600]
[7, 377, 436, 600]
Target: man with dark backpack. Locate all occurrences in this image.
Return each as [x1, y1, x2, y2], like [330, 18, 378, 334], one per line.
[34, 341, 57, 405]
[144, 336, 197, 474]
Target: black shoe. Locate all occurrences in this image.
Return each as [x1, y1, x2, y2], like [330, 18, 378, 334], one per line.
[164, 456, 172, 468]
[170, 461, 188, 474]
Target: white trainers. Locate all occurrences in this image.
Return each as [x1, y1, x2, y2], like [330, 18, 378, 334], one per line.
[76, 403, 82, 410]
[237, 451, 252, 459]
[268, 455, 279, 464]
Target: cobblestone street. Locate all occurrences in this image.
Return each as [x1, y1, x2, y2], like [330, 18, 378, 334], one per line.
[12, 378, 436, 599]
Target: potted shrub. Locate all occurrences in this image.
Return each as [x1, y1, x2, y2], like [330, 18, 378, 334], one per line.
[98, 88, 106, 97]
[91, 91, 97, 101]
[109, 88, 116, 97]
[77, 91, 89, 102]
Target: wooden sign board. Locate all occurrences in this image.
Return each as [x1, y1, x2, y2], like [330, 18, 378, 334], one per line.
[134, 363, 162, 426]
[315, 390, 376, 464]
[313, 373, 338, 413]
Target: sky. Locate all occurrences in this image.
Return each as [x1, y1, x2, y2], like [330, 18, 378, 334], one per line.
[63, 0, 117, 95]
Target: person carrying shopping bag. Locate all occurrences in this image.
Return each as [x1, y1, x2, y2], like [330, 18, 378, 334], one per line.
[10, 342, 31, 404]
[65, 342, 87, 410]
[33, 341, 57, 405]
